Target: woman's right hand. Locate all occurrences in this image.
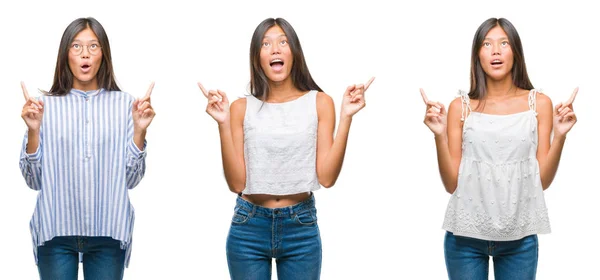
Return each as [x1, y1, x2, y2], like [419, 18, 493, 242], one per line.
[420, 88, 447, 136]
[198, 82, 230, 125]
[20, 81, 44, 131]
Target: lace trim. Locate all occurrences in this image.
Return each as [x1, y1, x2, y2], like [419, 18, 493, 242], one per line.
[458, 90, 471, 122]
[443, 205, 551, 241]
[528, 89, 539, 116]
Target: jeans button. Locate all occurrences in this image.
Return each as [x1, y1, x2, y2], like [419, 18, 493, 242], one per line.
[274, 210, 280, 215]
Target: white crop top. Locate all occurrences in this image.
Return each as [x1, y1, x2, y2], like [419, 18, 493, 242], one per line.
[442, 89, 551, 241]
[242, 90, 320, 195]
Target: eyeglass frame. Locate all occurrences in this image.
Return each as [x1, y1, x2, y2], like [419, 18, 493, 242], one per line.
[69, 42, 102, 56]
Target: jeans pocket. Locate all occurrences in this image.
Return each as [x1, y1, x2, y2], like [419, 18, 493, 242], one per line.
[231, 206, 251, 224]
[293, 208, 317, 225]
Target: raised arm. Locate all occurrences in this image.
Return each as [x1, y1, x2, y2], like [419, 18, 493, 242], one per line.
[536, 88, 578, 190]
[19, 81, 44, 191]
[199, 83, 246, 193]
[421, 89, 463, 194]
[316, 77, 373, 188]
[126, 82, 156, 189]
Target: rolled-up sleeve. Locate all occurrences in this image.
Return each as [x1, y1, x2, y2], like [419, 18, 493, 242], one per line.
[126, 137, 147, 189]
[19, 130, 43, 191]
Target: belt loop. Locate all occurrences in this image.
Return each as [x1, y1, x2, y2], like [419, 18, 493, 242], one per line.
[251, 205, 256, 217]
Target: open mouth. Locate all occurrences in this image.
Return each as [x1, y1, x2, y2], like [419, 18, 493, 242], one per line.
[491, 59, 503, 66]
[81, 64, 91, 71]
[270, 59, 284, 71]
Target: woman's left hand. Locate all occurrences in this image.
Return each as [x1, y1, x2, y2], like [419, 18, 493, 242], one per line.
[553, 87, 578, 137]
[341, 77, 374, 118]
[133, 82, 156, 132]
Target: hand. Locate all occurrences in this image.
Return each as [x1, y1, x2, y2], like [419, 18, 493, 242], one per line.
[198, 82, 230, 125]
[553, 87, 578, 137]
[420, 88, 447, 136]
[132, 82, 156, 131]
[341, 77, 374, 118]
[20, 81, 44, 131]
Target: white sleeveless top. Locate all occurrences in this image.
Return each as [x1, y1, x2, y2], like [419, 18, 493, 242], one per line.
[242, 90, 320, 195]
[442, 89, 551, 241]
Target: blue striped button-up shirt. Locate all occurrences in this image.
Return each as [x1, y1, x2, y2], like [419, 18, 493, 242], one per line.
[19, 88, 147, 267]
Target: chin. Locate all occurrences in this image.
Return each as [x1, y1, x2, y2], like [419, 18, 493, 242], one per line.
[270, 72, 291, 82]
[485, 70, 510, 80]
[76, 74, 96, 82]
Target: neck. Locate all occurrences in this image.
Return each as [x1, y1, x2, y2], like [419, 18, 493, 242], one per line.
[267, 78, 302, 102]
[485, 75, 515, 97]
[73, 79, 99, 92]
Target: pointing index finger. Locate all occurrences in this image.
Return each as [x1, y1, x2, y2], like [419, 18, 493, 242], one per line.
[21, 81, 30, 101]
[144, 81, 155, 99]
[419, 88, 429, 104]
[364, 77, 375, 90]
[565, 87, 578, 105]
[197, 82, 209, 98]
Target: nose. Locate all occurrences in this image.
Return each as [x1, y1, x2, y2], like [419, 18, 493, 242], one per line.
[492, 43, 501, 56]
[81, 45, 91, 58]
[271, 43, 281, 55]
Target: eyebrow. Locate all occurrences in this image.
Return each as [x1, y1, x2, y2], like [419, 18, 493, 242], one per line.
[483, 37, 509, 41]
[71, 40, 100, 43]
[263, 34, 287, 39]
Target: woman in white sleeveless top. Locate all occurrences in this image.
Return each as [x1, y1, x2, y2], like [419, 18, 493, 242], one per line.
[199, 18, 373, 279]
[421, 18, 578, 279]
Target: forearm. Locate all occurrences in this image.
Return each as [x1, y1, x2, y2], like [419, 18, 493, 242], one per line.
[133, 129, 146, 151]
[434, 133, 458, 194]
[317, 116, 352, 188]
[540, 134, 567, 190]
[218, 122, 246, 193]
[26, 129, 40, 154]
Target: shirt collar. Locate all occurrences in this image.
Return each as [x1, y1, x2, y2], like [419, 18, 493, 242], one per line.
[70, 88, 104, 98]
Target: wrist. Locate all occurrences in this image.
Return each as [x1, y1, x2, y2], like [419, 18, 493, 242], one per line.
[434, 132, 447, 142]
[134, 129, 147, 139]
[552, 133, 567, 143]
[218, 120, 231, 130]
[28, 127, 40, 134]
[339, 114, 353, 122]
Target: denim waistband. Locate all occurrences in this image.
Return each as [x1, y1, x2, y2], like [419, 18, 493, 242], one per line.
[235, 193, 316, 217]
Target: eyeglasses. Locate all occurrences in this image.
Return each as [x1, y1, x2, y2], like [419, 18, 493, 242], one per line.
[69, 43, 102, 55]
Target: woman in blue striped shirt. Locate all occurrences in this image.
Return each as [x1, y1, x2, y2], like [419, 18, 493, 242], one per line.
[19, 17, 155, 280]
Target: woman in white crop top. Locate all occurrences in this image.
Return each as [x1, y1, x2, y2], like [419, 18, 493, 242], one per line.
[421, 18, 578, 279]
[199, 18, 373, 279]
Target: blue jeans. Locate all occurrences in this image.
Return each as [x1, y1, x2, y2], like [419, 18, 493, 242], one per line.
[37, 236, 126, 280]
[226, 194, 322, 280]
[444, 231, 538, 280]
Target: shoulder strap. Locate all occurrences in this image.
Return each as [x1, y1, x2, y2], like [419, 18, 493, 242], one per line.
[528, 89, 538, 115]
[458, 90, 472, 122]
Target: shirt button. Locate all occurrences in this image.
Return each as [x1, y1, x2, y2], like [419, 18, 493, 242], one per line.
[86, 120, 90, 124]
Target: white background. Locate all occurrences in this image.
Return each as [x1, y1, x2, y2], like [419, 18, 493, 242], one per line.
[0, 0, 598, 279]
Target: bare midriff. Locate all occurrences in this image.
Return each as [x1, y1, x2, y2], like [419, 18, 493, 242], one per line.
[241, 192, 311, 208]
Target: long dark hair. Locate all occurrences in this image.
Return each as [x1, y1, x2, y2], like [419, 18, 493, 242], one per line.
[48, 17, 119, 95]
[469, 18, 533, 103]
[249, 18, 322, 101]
